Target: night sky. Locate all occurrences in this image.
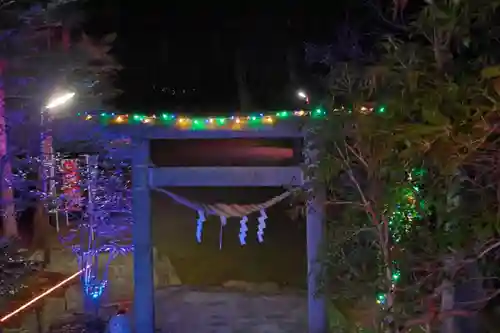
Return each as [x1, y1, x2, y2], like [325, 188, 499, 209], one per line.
[81, 1, 391, 113]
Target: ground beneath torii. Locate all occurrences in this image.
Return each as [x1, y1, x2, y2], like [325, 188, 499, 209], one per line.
[137, 286, 307, 332]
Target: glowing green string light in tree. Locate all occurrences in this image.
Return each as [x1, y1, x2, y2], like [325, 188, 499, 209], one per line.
[378, 169, 427, 305]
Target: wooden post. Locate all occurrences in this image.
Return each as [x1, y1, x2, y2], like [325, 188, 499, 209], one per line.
[306, 188, 327, 333]
[132, 138, 155, 333]
[304, 128, 328, 333]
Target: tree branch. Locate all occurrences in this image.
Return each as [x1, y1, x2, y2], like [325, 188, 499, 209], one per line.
[477, 240, 500, 259]
[345, 140, 368, 168]
[402, 310, 473, 332]
[362, 0, 408, 31]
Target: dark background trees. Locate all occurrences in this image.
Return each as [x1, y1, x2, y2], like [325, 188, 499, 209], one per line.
[83, 1, 399, 112]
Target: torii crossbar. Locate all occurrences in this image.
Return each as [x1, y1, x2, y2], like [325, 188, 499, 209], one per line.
[130, 122, 328, 333]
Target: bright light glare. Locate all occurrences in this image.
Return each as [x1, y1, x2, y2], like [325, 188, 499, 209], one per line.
[297, 90, 307, 99]
[45, 92, 76, 109]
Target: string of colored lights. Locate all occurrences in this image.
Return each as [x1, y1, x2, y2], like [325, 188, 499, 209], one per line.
[75, 106, 386, 129]
[376, 169, 426, 306]
[74, 105, 388, 130]
[0, 269, 84, 323]
[76, 109, 328, 130]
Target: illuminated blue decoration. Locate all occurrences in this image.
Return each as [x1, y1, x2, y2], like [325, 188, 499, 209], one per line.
[108, 311, 133, 333]
[257, 209, 267, 243]
[239, 216, 248, 245]
[196, 210, 206, 243]
[219, 216, 227, 250]
[58, 155, 133, 307]
[84, 277, 108, 299]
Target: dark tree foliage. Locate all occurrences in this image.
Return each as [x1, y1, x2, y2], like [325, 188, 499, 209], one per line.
[0, 0, 120, 153]
[0, 1, 121, 324]
[315, 0, 500, 332]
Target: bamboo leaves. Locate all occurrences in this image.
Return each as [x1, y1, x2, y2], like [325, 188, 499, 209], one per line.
[481, 65, 500, 79]
[320, 0, 500, 331]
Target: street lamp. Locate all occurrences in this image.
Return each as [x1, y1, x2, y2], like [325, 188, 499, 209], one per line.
[45, 91, 75, 109]
[297, 90, 309, 104]
[41, 91, 75, 231]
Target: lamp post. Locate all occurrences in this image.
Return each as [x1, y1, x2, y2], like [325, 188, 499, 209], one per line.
[41, 91, 75, 232]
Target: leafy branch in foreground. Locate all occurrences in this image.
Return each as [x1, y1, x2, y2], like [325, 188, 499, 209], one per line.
[319, 1, 500, 332]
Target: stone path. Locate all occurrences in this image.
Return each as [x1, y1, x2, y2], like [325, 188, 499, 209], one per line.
[155, 286, 307, 333]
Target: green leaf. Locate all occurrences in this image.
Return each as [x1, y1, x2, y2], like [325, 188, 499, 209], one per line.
[422, 108, 450, 126]
[432, 6, 450, 20]
[481, 65, 500, 79]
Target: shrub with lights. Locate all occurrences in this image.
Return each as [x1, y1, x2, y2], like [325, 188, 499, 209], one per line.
[317, 1, 500, 332]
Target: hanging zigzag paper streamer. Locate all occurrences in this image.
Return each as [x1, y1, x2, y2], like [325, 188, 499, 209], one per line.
[239, 215, 248, 245]
[219, 216, 227, 250]
[196, 210, 206, 243]
[257, 209, 267, 243]
[153, 188, 294, 246]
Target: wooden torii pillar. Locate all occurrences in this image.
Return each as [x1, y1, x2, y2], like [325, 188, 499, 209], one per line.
[130, 123, 328, 333]
[131, 137, 154, 332]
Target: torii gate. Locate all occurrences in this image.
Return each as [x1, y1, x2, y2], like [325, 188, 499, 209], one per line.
[128, 120, 327, 333]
